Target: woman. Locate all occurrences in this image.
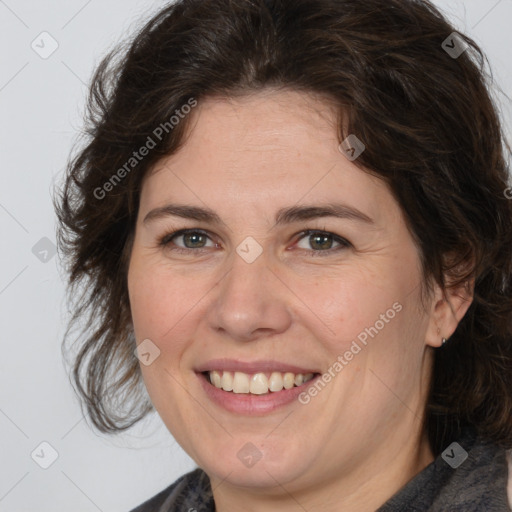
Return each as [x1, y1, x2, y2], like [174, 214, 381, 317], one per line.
[54, 0, 512, 510]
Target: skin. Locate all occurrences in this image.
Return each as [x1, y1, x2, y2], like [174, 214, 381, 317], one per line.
[127, 89, 473, 511]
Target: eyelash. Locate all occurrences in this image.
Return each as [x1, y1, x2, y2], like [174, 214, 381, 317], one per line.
[157, 228, 351, 256]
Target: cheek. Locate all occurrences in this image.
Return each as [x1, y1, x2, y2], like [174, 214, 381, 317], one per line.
[128, 266, 196, 416]
[128, 271, 166, 340]
[291, 264, 409, 352]
[128, 260, 219, 388]
[128, 258, 199, 340]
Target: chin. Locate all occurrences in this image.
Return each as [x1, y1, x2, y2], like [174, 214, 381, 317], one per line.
[195, 438, 313, 491]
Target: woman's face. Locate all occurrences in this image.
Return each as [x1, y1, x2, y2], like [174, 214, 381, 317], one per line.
[127, 89, 440, 495]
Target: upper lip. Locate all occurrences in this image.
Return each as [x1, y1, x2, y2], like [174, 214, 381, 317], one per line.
[195, 359, 319, 374]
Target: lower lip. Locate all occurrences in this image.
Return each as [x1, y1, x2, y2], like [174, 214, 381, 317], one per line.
[197, 372, 320, 415]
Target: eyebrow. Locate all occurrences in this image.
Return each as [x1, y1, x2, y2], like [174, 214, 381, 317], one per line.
[143, 202, 374, 226]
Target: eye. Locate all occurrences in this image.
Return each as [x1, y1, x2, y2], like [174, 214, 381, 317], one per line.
[294, 230, 351, 254]
[158, 229, 218, 252]
[158, 228, 351, 256]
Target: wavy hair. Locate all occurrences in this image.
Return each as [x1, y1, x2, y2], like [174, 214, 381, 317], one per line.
[53, 0, 512, 454]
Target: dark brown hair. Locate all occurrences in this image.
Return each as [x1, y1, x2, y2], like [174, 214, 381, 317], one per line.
[54, 0, 512, 454]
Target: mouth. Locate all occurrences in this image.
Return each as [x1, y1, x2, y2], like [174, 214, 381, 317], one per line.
[202, 370, 318, 395]
[194, 359, 322, 414]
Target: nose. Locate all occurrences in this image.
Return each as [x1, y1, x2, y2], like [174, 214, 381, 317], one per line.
[206, 247, 292, 342]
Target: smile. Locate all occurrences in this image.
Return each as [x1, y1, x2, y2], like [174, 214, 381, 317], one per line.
[206, 370, 317, 394]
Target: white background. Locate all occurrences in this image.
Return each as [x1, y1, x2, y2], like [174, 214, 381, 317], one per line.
[0, 1, 511, 510]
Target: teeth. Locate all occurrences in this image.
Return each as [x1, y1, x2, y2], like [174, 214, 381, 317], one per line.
[268, 371, 283, 392]
[283, 372, 295, 389]
[221, 371, 233, 391]
[210, 370, 222, 388]
[249, 373, 268, 395]
[233, 372, 250, 393]
[208, 370, 316, 394]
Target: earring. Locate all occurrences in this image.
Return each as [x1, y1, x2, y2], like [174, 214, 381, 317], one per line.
[442, 337, 447, 345]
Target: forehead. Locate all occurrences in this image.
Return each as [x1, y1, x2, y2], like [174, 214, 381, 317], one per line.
[139, 90, 398, 226]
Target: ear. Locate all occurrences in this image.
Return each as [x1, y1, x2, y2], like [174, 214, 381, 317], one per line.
[425, 275, 474, 348]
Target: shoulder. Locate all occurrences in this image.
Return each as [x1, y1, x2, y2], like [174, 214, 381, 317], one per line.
[430, 430, 512, 511]
[379, 427, 512, 511]
[129, 467, 214, 512]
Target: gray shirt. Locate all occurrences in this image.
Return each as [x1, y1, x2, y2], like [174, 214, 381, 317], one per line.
[130, 427, 511, 511]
